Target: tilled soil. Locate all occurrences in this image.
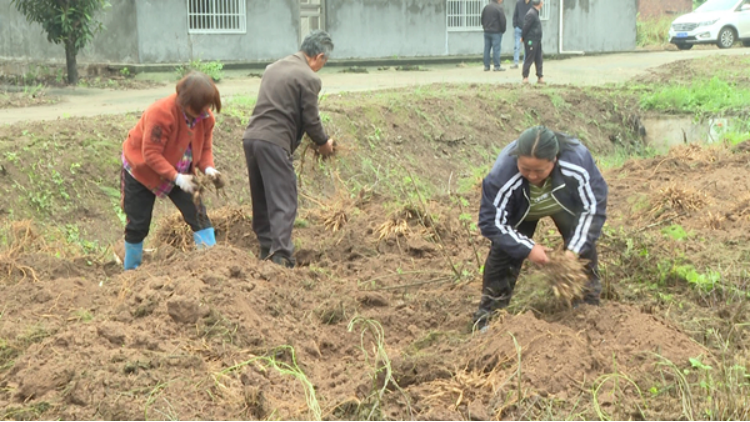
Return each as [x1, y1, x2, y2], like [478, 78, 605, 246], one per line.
[0, 195, 709, 420]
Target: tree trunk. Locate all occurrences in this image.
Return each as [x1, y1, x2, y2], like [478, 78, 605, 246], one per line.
[64, 39, 78, 85]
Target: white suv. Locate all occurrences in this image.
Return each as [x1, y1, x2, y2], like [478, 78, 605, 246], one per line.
[669, 0, 750, 50]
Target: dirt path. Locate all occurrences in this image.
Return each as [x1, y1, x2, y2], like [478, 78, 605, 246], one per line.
[1, 48, 748, 125]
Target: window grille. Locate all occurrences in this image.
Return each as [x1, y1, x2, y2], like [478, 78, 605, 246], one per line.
[187, 0, 247, 34]
[540, 1, 550, 21]
[300, 0, 324, 43]
[447, 0, 483, 30]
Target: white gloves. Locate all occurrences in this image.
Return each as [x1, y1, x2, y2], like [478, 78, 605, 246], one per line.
[205, 166, 226, 189]
[174, 174, 198, 193]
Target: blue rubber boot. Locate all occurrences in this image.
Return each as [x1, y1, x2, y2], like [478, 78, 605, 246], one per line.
[123, 241, 143, 270]
[194, 227, 216, 249]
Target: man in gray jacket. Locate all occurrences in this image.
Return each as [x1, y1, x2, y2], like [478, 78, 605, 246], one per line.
[243, 30, 334, 268]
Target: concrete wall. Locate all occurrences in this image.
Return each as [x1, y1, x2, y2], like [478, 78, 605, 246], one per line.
[330, 0, 560, 61]
[326, 0, 447, 58]
[639, 0, 692, 19]
[563, 0, 637, 52]
[135, 0, 300, 64]
[0, 0, 139, 64]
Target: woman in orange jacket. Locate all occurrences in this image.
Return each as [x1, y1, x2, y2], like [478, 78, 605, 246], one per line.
[120, 71, 222, 270]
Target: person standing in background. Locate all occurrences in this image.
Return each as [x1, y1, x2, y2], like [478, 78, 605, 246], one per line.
[521, 0, 544, 84]
[481, 0, 507, 72]
[512, 0, 532, 69]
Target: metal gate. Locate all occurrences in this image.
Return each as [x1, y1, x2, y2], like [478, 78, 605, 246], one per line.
[299, 0, 325, 44]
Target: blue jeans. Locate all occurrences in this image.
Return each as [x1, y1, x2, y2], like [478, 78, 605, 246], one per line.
[483, 32, 503, 69]
[513, 27, 523, 65]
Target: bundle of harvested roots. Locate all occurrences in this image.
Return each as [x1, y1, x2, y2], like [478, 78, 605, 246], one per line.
[192, 172, 227, 206]
[324, 209, 348, 232]
[538, 251, 588, 305]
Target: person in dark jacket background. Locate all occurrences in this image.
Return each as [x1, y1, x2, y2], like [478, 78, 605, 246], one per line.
[473, 126, 608, 330]
[521, 0, 544, 84]
[512, 0, 531, 69]
[481, 0, 507, 72]
[242, 30, 335, 268]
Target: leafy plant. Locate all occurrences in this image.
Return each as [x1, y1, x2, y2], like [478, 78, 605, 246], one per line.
[669, 264, 722, 292]
[3, 152, 19, 164]
[63, 224, 100, 255]
[175, 58, 224, 82]
[662, 224, 691, 241]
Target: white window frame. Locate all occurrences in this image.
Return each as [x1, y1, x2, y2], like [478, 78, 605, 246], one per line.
[447, 0, 484, 31]
[187, 0, 247, 34]
[539, 1, 551, 21]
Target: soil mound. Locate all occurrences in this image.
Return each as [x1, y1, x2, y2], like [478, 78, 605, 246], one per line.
[607, 143, 750, 266]
[398, 303, 705, 419]
[474, 303, 703, 396]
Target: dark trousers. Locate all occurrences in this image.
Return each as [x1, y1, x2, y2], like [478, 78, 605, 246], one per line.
[243, 139, 297, 260]
[474, 212, 602, 320]
[522, 40, 543, 78]
[121, 170, 211, 244]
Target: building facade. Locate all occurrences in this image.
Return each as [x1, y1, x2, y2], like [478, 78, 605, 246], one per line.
[0, 0, 637, 65]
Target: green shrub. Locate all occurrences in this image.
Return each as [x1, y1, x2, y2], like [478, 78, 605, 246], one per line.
[636, 15, 674, 47]
[175, 58, 224, 82]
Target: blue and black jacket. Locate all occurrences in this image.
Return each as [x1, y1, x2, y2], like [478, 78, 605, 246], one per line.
[478, 136, 608, 260]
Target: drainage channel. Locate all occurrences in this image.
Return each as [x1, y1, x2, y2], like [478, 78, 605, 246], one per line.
[641, 116, 735, 149]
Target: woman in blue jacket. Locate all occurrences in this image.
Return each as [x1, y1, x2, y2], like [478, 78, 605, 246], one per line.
[474, 125, 608, 329]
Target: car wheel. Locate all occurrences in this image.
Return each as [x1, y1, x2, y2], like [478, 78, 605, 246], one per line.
[717, 27, 736, 49]
[676, 43, 693, 50]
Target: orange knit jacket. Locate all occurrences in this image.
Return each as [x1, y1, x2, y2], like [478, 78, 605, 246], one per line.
[122, 93, 216, 191]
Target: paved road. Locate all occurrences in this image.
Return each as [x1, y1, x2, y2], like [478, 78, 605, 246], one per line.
[1, 48, 748, 125]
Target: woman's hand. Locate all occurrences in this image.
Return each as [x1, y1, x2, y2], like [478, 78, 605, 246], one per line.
[204, 167, 226, 189]
[528, 244, 551, 265]
[175, 174, 198, 193]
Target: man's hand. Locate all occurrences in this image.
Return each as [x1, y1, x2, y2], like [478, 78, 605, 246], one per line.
[318, 138, 334, 156]
[564, 250, 577, 261]
[528, 244, 551, 265]
[175, 174, 198, 193]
